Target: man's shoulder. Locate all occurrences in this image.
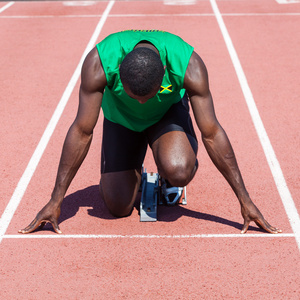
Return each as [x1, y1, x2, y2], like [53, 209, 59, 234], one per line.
[81, 47, 107, 92]
[183, 52, 209, 96]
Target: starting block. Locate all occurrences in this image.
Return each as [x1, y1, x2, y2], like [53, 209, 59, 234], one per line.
[140, 171, 159, 222]
[140, 168, 187, 222]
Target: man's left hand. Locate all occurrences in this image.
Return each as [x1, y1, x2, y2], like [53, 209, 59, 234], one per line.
[240, 199, 282, 234]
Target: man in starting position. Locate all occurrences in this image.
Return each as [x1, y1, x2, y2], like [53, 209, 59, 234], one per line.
[19, 30, 281, 234]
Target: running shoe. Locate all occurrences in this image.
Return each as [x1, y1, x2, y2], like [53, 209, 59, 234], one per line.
[161, 178, 183, 206]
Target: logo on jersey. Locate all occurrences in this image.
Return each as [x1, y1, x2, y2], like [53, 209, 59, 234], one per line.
[160, 85, 172, 93]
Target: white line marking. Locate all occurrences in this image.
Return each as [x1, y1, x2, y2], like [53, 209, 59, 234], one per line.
[3, 233, 295, 239]
[108, 12, 300, 17]
[0, 1, 14, 13]
[163, 0, 196, 5]
[63, 1, 97, 6]
[210, 0, 300, 252]
[276, 0, 300, 3]
[0, 0, 115, 245]
[1, 12, 300, 19]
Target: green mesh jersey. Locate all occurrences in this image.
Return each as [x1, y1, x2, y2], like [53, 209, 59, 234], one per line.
[96, 30, 194, 132]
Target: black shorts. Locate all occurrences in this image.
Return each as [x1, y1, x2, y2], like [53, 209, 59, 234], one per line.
[101, 94, 198, 174]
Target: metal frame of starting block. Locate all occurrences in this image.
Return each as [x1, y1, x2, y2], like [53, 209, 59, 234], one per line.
[140, 167, 187, 222]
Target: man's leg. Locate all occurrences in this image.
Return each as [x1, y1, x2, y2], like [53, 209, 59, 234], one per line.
[151, 131, 197, 187]
[147, 94, 198, 188]
[100, 170, 142, 217]
[100, 118, 147, 217]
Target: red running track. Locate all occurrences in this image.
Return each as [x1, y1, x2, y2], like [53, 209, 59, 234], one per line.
[0, 0, 299, 299]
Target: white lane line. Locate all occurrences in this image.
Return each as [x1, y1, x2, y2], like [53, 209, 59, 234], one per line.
[1, 12, 300, 19]
[0, 1, 14, 13]
[276, 0, 300, 3]
[0, 0, 115, 245]
[108, 12, 300, 17]
[210, 0, 300, 251]
[3, 233, 295, 239]
[163, 0, 196, 5]
[63, 1, 97, 6]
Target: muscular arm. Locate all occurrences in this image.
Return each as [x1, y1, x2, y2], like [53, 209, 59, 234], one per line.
[19, 47, 107, 233]
[184, 52, 281, 234]
[52, 48, 106, 202]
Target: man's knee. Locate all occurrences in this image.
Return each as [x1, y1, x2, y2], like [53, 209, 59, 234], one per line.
[100, 170, 141, 218]
[101, 188, 135, 218]
[105, 200, 133, 218]
[160, 159, 198, 187]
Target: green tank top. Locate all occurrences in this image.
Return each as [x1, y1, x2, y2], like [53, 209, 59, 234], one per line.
[96, 30, 194, 132]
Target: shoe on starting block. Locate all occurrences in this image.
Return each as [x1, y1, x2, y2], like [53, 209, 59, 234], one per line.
[140, 168, 188, 222]
[161, 178, 187, 206]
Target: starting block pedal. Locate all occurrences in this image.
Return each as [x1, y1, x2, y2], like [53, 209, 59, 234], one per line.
[140, 171, 160, 222]
[140, 167, 188, 222]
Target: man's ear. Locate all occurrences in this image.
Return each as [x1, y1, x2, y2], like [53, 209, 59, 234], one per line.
[164, 65, 166, 74]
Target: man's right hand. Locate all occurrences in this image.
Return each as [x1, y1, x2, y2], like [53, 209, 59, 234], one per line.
[18, 201, 62, 234]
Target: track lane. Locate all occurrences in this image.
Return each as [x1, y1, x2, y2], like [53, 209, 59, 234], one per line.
[219, 0, 300, 242]
[1, 237, 299, 299]
[0, 1, 108, 17]
[7, 12, 290, 236]
[0, 2, 106, 233]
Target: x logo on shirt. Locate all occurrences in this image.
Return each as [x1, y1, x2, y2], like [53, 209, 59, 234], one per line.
[160, 85, 172, 93]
